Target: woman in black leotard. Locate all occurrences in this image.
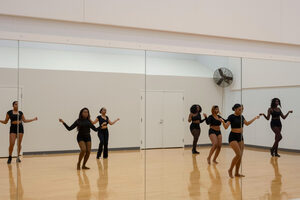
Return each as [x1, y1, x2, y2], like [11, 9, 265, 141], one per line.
[221, 104, 259, 178]
[260, 98, 293, 157]
[59, 108, 100, 170]
[188, 104, 206, 154]
[0, 101, 38, 164]
[205, 105, 225, 164]
[91, 107, 119, 159]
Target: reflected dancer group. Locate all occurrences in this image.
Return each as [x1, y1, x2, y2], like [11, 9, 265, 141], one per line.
[188, 97, 293, 178]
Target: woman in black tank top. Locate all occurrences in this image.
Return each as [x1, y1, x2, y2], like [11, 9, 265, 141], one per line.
[0, 101, 38, 164]
[260, 98, 293, 157]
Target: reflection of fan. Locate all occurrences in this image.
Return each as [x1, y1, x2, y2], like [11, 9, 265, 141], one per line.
[213, 67, 233, 87]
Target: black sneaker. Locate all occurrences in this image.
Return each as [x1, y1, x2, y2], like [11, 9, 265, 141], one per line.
[7, 156, 12, 164]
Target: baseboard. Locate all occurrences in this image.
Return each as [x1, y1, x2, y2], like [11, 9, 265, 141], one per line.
[22, 146, 140, 156]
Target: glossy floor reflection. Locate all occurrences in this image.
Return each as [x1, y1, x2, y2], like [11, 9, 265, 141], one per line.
[0, 147, 300, 199]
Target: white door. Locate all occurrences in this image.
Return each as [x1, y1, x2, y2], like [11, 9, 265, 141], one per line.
[163, 92, 184, 148]
[0, 87, 20, 157]
[141, 91, 184, 149]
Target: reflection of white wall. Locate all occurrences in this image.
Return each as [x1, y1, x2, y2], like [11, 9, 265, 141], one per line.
[0, 40, 18, 68]
[242, 58, 300, 88]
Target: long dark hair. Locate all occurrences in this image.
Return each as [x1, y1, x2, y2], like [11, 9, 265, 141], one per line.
[77, 108, 91, 131]
[271, 98, 281, 108]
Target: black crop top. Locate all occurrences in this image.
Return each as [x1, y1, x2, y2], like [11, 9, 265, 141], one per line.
[7, 110, 23, 123]
[63, 119, 98, 134]
[191, 113, 205, 124]
[271, 109, 282, 118]
[97, 115, 109, 129]
[227, 114, 245, 128]
[206, 115, 224, 126]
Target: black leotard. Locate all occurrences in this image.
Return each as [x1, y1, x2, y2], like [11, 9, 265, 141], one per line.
[190, 113, 206, 131]
[97, 115, 109, 130]
[270, 109, 282, 128]
[7, 110, 24, 134]
[63, 119, 99, 142]
[227, 114, 245, 129]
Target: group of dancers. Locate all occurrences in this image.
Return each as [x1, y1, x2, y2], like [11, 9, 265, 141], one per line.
[188, 98, 293, 178]
[1, 98, 293, 176]
[0, 101, 119, 170]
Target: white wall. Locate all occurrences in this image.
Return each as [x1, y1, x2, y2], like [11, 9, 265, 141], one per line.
[1, 0, 300, 45]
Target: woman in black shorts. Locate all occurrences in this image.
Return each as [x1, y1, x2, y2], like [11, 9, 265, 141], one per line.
[221, 104, 259, 178]
[260, 98, 293, 157]
[0, 101, 38, 164]
[205, 105, 225, 164]
[188, 104, 206, 154]
[59, 108, 100, 170]
[91, 107, 119, 159]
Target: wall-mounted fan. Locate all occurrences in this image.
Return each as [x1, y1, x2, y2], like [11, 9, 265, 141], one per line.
[213, 67, 233, 87]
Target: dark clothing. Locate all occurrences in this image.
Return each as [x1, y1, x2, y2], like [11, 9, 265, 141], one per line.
[209, 128, 221, 136]
[227, 114, 245, 128]
[97, 129, 109, 158]
[228, 132, 244, 143]
[62, 119, 98, 143]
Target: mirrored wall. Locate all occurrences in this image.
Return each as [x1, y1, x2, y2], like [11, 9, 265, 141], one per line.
[1, 38, 300, 200]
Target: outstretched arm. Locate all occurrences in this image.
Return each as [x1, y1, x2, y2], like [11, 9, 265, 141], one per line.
[281, 110, 293, 120]
[108, 118, 120, 125]
[220, 118, 230, 129]
[244, 116, 260, 126]
[260, 108, 271, 120]
[22, 115, 38, 123]
[89, 122, 100, 132]
[200, 113, 207, 123]
[0, 114, 9, 124]
[59, 119, 77, 131]
[91, 118, 99, 125]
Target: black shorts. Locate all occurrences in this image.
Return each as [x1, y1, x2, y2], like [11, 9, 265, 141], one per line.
[190, 123, 200, 132]
[77, 133, 91, 143]
[228, 132, 243, 143]
[271, 119, 282, 128]
[209, 128, 221, 136]
[10, 124, 24, 134]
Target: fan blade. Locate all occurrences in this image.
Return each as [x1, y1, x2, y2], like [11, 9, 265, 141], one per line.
[218, 68, 224, 77]
[217, 78, 223, 85]
[223, 76, 233, 81]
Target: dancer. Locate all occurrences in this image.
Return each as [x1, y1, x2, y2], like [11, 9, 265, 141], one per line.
[260, 98, 293, 157]
[0, 101, 38, 164]
[221, 104, 259, 178]
[59, 107, 99, 170]
[91, 107, 119, 159]
[188, 104, 206, 154]
[205, 105, 225, 164]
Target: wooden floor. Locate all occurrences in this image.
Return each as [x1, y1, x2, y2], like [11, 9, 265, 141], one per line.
[1, 146, 300, 200]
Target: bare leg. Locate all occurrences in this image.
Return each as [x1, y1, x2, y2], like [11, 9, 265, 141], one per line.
[17, 133, 24, 156]
[82, 142, 91, 170]
[228, 141, 242, 178]
[235, 141, 245, 177]
[207, 134, 218, 164]
[77, 141, 87, 170]
[212, 134, 222, 164]
[9, 133, 17, 156]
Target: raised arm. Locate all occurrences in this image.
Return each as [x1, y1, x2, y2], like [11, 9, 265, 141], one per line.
[281, 110, 293, 120]
[205, 115, 211, 125]
[260, 108, 271, 120]
[244, 116, 260, 126]
[221, 119, 230, 129]
[59, 119, 77, 131]
[0, 113, 10, 124]
[91, 118, 99, 125]
[200, 113, 207, 123]
[22, 115, 38, 123]
[108, 118, 120, 125]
